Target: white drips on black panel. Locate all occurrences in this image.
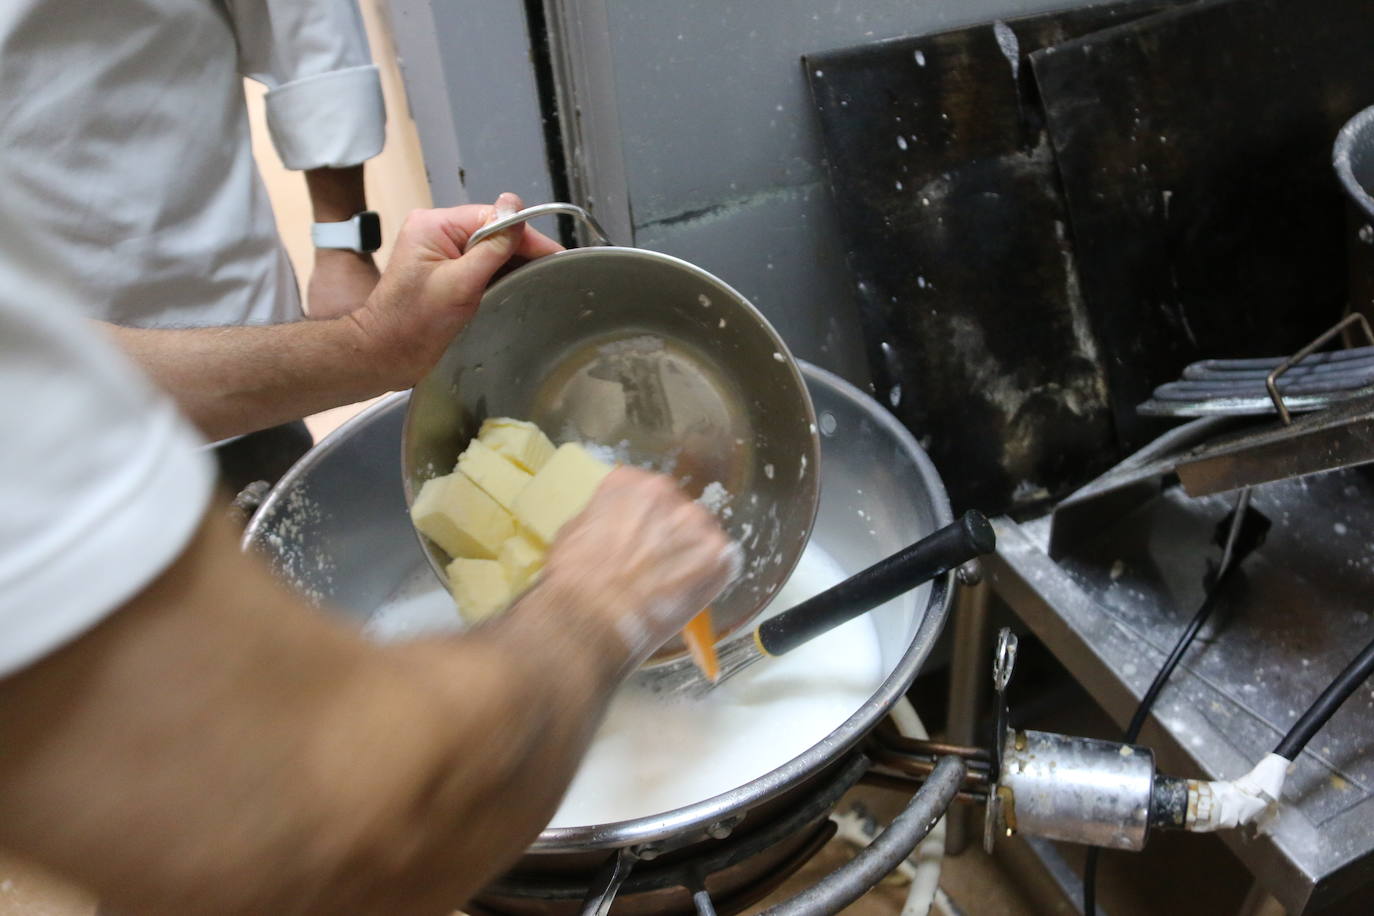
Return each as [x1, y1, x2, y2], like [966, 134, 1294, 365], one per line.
[993, 21, 1019, 83]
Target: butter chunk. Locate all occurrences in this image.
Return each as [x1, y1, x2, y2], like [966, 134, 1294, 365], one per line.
[512, 443, 613, 545]
[410, 471, 513, 560]
[498, 533, 545, 593]
[479, 418, 557, 473]
[446, 558, 512, 623]
[457, 438, 533, 511]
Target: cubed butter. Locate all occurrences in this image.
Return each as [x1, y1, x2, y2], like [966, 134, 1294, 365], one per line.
[498, 533, 545, 593]
[446, 558, 512, 622]
[457, 438, 533, 511]
[512, 442, 613, 545]
[409, 471, 514, 560]
[479, 418, 557, 473]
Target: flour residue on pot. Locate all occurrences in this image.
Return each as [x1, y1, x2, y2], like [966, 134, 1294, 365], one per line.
[259, 488, 333, 605]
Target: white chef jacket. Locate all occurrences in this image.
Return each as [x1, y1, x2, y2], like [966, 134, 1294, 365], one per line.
[0, 232, 215, 677]
[0, 0, 386, 329]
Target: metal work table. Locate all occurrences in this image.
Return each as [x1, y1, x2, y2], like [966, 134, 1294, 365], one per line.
[979, 467, 1374, 913]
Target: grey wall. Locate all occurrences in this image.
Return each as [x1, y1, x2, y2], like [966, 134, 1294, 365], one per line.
[596, 0, 1082, 385]
[396, 0, 1091, 384]
[388, 0, 557, 230]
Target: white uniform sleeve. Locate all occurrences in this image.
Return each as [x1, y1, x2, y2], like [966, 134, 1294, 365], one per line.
[0, 266, 215, 678]
[227, 0, 387, 170]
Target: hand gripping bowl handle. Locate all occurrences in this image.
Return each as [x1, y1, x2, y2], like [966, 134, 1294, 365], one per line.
[465, 202, 612, 252]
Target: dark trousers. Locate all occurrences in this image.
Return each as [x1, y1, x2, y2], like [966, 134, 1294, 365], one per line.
[214, 420, 315, 496]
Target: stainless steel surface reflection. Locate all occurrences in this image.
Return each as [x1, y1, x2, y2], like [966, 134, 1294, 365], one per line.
[402, 245, 821, 662]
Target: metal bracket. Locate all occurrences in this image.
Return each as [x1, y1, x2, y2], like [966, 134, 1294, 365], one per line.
[579, 846, 640, 916]
[992, 627, 1018, 694]
[984, 627, 1018, 854]
[1266, 312, 1374, 424]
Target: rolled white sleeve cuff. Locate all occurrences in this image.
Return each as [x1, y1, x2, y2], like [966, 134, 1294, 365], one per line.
[0, 409, 215, 677]
[265, 64, 386, 170]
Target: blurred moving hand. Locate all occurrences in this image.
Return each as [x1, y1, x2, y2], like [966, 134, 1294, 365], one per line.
[540, 466, 740, 674]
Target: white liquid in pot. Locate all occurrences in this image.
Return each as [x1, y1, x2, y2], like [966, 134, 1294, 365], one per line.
[364, 567, 465, 642]
[366, 544, 887, 827]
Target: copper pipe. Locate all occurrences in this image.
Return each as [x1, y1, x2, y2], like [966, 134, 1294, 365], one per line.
[873, 722, 991, 762]
[858, 770, 987, 803]
[868, 751, 991, 789]
[867, 741, 991, 776]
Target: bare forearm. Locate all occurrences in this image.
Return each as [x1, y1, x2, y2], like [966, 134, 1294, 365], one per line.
[0, 509, 622, 915]
[101, 318, 390, 441]
[306, 165, 367, 223]
[304, 166, 381, 319]
[105, 199, 558, 436]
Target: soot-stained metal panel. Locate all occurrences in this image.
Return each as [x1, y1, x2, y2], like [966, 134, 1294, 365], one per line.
[1033, 0, 1374, 450]
[804, 3, 1175, 514]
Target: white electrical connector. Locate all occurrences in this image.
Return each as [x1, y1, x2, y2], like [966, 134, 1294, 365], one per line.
[1185, 752, 1289, 832]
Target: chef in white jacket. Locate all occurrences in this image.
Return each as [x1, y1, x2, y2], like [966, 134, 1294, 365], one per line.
[1, 0, 387, 328]
[1, 0, 392, 484]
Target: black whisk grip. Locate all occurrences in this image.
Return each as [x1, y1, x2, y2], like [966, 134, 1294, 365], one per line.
[756, 511, 995, 658]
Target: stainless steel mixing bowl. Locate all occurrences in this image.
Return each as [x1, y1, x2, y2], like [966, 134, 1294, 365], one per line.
[402, 204, 821, 661]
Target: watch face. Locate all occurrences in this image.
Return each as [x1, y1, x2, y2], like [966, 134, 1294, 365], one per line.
[359, 211, 382, 252]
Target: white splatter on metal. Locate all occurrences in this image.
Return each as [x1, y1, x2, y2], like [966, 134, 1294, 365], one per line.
[993, 20, 1019, 83]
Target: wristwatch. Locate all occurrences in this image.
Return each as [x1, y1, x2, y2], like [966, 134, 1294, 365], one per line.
[311, 210, 382, 253]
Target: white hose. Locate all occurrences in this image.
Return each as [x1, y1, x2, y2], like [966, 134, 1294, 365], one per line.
[889, 696, 946, 916]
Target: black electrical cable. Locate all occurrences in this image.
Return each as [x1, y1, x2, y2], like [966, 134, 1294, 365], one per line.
[1082, 489, 1374, 915]
[1082, 569, 1234, 916]
[1082, 568, 1236, 911]
[1274, 632, 1374, 760]
[1122, 574, 1234, 744]
[1083, 847, 1102, 916]
[1084, 491, 1263, 916]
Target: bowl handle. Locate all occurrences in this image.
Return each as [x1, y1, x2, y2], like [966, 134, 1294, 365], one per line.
[464, 202, 613, 252]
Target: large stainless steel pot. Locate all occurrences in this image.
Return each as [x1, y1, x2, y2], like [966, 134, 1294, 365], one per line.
[243, 361, 957, 914]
